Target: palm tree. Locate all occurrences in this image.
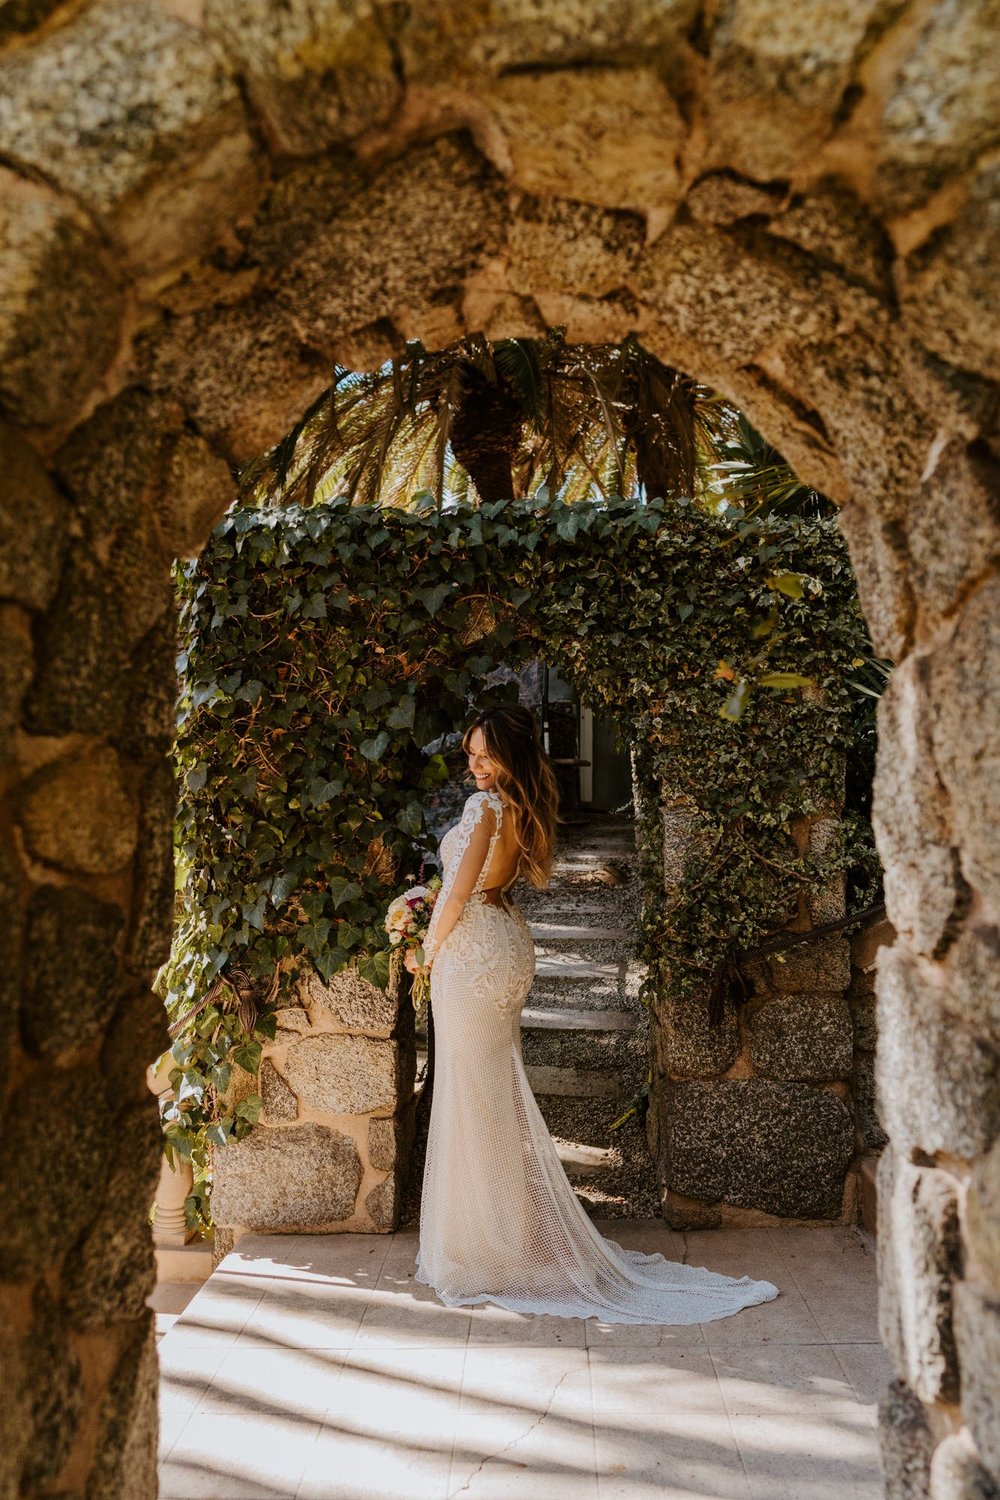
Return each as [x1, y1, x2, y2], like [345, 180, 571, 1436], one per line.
[240, 331, 729, 509]
[706, 411, 837, 519]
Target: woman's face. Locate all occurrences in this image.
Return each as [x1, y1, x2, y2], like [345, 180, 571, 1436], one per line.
[466, 727, 498, 793]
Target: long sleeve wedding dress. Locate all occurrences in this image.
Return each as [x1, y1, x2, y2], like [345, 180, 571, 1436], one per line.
[415, 789, 779, 1325]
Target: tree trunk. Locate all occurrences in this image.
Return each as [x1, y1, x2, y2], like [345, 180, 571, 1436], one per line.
[450, 365, 523, 504]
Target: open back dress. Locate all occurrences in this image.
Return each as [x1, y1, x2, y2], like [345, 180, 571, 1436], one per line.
[415, 789, 779, 1324]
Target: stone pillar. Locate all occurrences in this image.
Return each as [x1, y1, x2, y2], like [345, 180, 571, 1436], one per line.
[147, 1054, 196, 1246]
[0, 419, 177, 1499]
[852, 438, 1000, 1498]
[649, 800, 858, 1229]
[212, 966, 416, 1242]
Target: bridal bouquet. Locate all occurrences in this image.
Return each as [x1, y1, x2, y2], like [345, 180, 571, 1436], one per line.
[384, 875, 442, 1005]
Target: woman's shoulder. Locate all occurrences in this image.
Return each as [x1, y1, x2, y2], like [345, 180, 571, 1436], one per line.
[461, 788, 505, 821]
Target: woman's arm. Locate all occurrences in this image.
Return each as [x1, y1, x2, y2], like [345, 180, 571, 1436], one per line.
[421, 794, 499, 968]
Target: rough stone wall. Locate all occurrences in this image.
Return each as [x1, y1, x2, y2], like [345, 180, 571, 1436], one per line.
[1, 2, 998, 1495]
[212, 969, 415, 1247]
[649, 803, 862, 1229]
[850, 916, 895, 1161]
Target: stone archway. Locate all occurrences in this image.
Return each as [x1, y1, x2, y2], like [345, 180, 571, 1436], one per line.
[2, 5, 997, 1496]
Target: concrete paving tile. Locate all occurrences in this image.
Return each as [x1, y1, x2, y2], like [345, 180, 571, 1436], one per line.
[195, 1347, 347, 1417]
[466, 1303, 588, 1346]
[162, 1410, 320, 1499]
[159, 1336, 231, 1458]
[159, 1385, 202, 1462]
[830, 1343, 894, 1426]
[701, 1285, 824, 1350]
[459, 1345, 593, 1422]
[710, 1342, 867, 1417]
[585, 1316, 710, 1349]
[237, 1280, 373, 1350]
[268, 1233, 392, 1286]
[592, 1219, 686, 1258]
[333, 1345, 466, 1434]
[594, 1409, 753, 1500]
[226, 1233, 303, 1266]
[589, 1346, 725, 1416]
[298, 1423, 455, 1500]
[766, 1226, 870, 1256]
[727, 1410, 884, 1499]
[767, 1243, 880, 1338]
[166, 1273, 274, 1346]
[159, 1332, 231, 1390]
[799, 1291, 880, 1345]
[450, 1407, 598, 1500]
[351, 1286, 473, 1349]
[682, 1228, 786, 1273]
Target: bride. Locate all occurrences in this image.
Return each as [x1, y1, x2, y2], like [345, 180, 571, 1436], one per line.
[404, 704, 779, 1324]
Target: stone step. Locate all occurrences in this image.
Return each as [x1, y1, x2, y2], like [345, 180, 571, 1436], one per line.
[534, 956, 621, 980]
[524, 1064, 623, 1098]
[526, 981, 627, 1011]
[523, 1023, 644, 1074]
[529, 902, 624, 916]
[521, 1005, 636, 1032]
[530, 924, 629, 940]
[536, 1091, 640, 1149]
[553, 1139, 617, 1177]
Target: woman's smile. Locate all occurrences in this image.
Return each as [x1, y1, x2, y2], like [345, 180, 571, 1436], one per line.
[466, 726, 497, 791]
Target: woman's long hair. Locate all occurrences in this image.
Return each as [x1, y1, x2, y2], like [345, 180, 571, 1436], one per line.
[462, 705, 559, 888]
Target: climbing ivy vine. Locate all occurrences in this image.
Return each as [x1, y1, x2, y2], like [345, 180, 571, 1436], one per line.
[159, 494, 878, 1227]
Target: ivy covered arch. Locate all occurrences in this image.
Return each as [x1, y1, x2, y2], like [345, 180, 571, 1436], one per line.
[165, 492, 875, 1232]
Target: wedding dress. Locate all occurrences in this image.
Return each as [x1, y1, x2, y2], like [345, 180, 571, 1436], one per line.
[415, 789, 780, 1325]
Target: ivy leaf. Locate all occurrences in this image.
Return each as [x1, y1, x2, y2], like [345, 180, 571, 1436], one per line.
[300, 917, 332, 952]
[232, 1039, 262, 1074]
[417, 583, 452, 616]
[396, 801, 423, 836]
[386, 698, 415, 731]
[314, 948, 349, 982]
[271, 871, 298, 905]
[357, 950, 392, 990]
[186, 764, 208, 792]
[328, 878, 362, 909]
[307, 777, 344, 806]
[302, 593, 328, 619]
[360, 731, 390, 761]
[242, 892, 268, 931]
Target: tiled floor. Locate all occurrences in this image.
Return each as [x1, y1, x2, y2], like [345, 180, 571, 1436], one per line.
[158, 1221, 889, 1500]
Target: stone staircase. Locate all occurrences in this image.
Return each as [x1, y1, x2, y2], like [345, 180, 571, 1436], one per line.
[515, 815, 658, 1218]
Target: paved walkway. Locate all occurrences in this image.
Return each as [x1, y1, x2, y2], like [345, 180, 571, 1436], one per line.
[158, 1221, 889, 1500]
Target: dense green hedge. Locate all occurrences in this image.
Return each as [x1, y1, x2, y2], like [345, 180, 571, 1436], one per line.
[159, 495, 877, 1221]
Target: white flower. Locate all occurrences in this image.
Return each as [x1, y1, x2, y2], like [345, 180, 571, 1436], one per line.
[389, 930, 403, 945]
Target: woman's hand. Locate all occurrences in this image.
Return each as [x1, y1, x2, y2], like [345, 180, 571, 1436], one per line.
[403, 949, 429, 976]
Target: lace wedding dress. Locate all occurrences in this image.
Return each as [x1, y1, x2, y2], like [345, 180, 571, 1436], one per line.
[414, 790, 779, 1325]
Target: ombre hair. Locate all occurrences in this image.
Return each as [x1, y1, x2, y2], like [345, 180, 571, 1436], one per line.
[462, 705, 559, 888]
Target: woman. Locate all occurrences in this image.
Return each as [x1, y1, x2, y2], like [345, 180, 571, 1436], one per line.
[404, 704, 778, 1324]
